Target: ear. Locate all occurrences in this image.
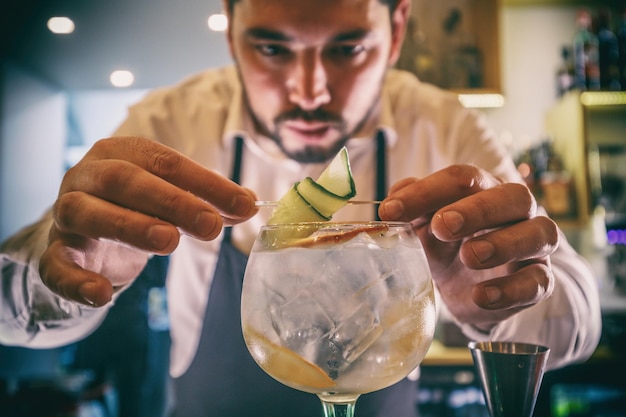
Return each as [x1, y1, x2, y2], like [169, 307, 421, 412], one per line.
[387, 0, 411, 67]
[222, 0, 235, 58]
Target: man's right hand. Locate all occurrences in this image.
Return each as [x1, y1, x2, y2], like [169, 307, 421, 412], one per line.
[39, 137, 258, 307]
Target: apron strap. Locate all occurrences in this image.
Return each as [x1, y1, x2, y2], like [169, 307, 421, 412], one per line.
[223, 136, 245, 243]
[375, 130, 387, 221]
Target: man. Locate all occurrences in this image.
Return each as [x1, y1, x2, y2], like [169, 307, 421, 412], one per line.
[0, 0, 601, 416]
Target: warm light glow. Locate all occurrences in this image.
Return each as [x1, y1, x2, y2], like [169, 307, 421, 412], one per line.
[580, 91, 626, 107]
[458, 94, 505, 108]
[208, 13, 228, 32]
[47, 17, 75, 34]
[110, 70, 135, 88]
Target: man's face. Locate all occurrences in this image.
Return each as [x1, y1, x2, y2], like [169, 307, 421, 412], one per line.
[226, 0, 408, 162]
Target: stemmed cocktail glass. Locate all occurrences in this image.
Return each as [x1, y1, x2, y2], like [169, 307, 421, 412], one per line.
[241, 221, 437, 416]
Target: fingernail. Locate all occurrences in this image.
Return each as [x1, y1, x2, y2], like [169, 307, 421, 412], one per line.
[231, 194, 256, 215]
[381, 199, 404, 219]
[79, 282, 96, 306]
[471, 240, 495, 263]
[484, 285, 502, 304]
[148, 225, 174, 250]
[194, 211, 220, 238]
[441, 211, 464, 235]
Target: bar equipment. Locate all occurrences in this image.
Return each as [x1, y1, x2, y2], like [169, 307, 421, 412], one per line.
[469, 341, 550, 417]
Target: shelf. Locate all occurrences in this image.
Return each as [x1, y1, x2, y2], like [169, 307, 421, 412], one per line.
[505, 0, 625, 6]
[423, 340, 473, 366]
[545, 91, 626, 225]
[579, 91, 626, 107]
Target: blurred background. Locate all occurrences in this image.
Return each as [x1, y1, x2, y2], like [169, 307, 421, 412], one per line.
[1, 0, 625, 416]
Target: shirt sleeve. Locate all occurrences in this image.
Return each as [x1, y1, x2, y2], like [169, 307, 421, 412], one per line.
[0, 211, 109, 348]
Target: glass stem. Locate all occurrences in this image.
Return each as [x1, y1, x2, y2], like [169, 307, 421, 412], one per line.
[320, 400, 357, 417]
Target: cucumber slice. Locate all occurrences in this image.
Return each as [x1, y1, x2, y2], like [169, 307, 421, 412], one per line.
[296, 177, 349, 219]
[316, 146, 356, 199]
[267, 184, 329, 225]
[267, 147, 356, 225]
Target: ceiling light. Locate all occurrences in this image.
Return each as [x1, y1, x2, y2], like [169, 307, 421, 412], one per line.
[110, 70, 135, 88]
[208, 13, 228, 32]
[47, 17, 75, 34]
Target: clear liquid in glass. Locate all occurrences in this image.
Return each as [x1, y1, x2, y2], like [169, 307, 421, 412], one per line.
[241, 222, 437, 406]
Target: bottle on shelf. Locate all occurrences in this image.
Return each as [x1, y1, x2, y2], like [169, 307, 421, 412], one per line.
[573, 8, 600, 91]
[556, 45, 575, 97]
[596, 8, 621, 91]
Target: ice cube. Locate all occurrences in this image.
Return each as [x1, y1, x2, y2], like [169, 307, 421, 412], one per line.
[271, 288, 334, 351]
[330, 302, 383, 363]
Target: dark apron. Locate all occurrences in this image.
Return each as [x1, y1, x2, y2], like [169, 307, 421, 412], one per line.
[71, 255, 171, 417]
[173, 134, 419, 417]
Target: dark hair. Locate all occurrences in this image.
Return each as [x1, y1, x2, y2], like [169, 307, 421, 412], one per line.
[226, 0, 399, 15]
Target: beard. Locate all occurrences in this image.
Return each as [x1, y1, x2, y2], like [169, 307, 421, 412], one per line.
[239, 85, 382, 164]
[272, 107, 350, 163]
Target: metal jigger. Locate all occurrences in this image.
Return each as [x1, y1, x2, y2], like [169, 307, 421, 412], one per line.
[468, 341, 550, 417]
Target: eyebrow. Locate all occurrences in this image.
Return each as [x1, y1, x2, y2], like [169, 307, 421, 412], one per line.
[244, 27, 370, 43]
[245, 28, 293, 42]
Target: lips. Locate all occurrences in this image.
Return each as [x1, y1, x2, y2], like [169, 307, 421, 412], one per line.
[285, 120, 328, 131]
[283, 120, 333, 139]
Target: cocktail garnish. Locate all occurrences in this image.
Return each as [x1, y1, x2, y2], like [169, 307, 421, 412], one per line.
[243, 326, 336, 389]
[288, 223, 389, 248]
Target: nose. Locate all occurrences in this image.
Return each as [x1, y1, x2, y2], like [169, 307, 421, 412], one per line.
[286, 49, 331, 111]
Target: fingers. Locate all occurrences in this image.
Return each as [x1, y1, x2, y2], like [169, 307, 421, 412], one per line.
[59, 157, 226, 242]
[57, 137, 258, 246]
[71, 137, 258, 220]
[40, 241, 115, 306]
[379, 165, 555, 267]
[472, 262, 555, 310]
[429, 182, 537, 242]
[458, 216, 560, 269]
[54, 192, 184, 254]
[380, 165, 561, 328]
[41, 137, 259, 307]
[379, 165, 504, 222]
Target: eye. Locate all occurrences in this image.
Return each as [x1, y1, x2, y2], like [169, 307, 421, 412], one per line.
[327, 44, 366, 58]
[255, 44, 291, 57]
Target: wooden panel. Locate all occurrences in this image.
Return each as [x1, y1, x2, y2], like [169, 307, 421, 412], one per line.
[397, 0, 501, 93]
[545, 91, 589, 223]
[471, 0, 501, 92]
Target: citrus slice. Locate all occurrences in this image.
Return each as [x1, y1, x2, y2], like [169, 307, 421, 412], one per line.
[243, 326, 336, 390]
[267, 147, 356, 225]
